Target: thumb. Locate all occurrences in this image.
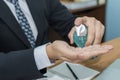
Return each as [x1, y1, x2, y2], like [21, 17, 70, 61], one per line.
[68, 27, 75, 44]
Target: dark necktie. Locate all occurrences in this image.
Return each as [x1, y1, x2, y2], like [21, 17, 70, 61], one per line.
[7, 0, 35, 48]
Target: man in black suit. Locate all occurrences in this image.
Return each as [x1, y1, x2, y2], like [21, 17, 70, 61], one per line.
[0, 0, 113, 80]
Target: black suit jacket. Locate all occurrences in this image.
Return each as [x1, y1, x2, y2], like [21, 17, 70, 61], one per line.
[0, 0, 76, 80]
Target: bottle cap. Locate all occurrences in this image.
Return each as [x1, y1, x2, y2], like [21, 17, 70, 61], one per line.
[75, 24, 87, 36]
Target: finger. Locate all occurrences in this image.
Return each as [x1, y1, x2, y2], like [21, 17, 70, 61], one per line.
[90, 45, 113, 58]
[74, 17, 83, 26]
[100, 45, 113, 50]
[85, 17, 96, 46]
[94, 21, 104, 44]
[90, 47, 110, 57]
[100, 24, 105, 41]
[68, 27, 75, 44]
[78, 45, 113, 60]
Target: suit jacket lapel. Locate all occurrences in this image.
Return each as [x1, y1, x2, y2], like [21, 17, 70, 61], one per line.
[0, 0, 31, 48]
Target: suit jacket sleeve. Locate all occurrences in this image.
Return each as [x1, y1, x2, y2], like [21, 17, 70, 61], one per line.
[49, 0, 77, 41]
[0, 49, 46, 80]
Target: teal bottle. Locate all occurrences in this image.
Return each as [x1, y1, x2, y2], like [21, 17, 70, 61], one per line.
[73, 25, 88, 48]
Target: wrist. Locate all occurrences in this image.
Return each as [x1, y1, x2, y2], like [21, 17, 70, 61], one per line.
[46, 43, 58, 60]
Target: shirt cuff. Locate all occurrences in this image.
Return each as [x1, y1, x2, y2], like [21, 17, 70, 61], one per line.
[34, 43, 54, 70]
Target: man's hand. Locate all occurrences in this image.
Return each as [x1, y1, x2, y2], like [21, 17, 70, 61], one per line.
[68, 16, 105, 46]
[46, 40, 113, 63]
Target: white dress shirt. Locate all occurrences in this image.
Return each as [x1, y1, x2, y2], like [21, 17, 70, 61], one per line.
[4, 0, 53, 70]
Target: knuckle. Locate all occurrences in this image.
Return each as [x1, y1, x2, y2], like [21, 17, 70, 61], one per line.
[97, 21, 101, 24]
[91, 17, 96, 20]
[102, 25, 105, 29]
[75, 18, 80, 22]
[102, 26, 105, 31]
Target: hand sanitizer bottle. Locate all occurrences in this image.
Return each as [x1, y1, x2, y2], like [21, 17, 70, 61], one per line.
[73, 24, 88, 48]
